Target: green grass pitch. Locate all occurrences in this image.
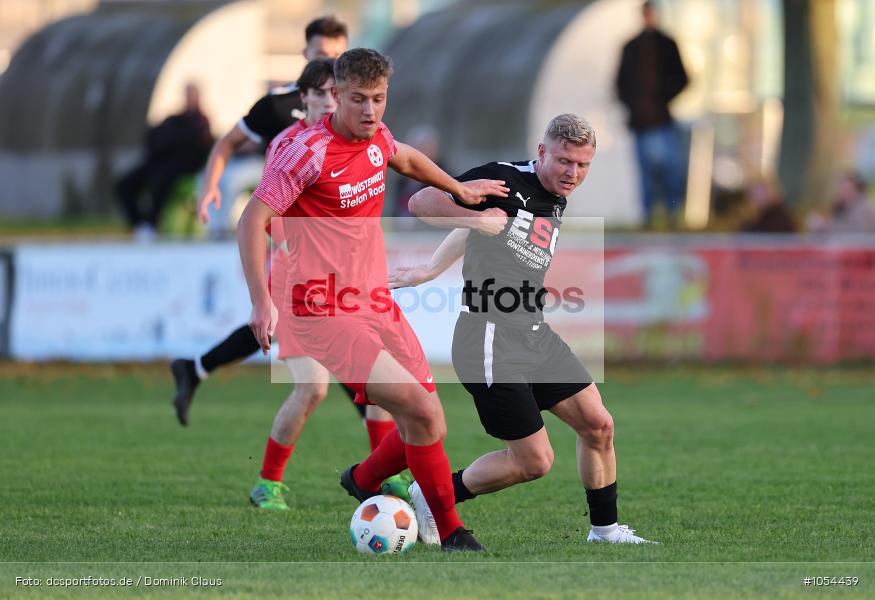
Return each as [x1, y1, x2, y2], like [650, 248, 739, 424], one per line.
[1, 364, 873, 598]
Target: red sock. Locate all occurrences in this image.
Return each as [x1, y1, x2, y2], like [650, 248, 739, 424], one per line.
[260, 437, 294, 482]
[353, 428, 408, 492]
[405, 439, 464, 541]
[365, 419, 396, 451]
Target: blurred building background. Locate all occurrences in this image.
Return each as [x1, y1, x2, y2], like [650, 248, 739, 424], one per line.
[0, 0, 874, 227]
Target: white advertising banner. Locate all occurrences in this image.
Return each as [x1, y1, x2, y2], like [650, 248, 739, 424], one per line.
[9, 240, 459, 363]
[11, 243, 253, 361]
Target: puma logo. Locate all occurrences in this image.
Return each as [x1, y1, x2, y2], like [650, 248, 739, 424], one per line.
[515, 192, 530, 207]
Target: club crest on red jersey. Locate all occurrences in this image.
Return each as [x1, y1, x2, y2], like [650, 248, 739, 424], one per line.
[367, 144, 383, 167]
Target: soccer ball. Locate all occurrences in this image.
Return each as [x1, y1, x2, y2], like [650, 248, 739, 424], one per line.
[349, 495, 417, 555]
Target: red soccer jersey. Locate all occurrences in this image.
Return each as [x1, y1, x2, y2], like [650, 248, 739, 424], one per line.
[265, 120, 308, 164]
[263, 120, 308, 238]
[254, 114, 398, 313]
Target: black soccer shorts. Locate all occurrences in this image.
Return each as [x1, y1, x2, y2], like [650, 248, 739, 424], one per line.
[451, 311, 593, 441]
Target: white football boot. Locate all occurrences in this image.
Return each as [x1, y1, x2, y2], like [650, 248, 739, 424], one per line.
[407, 481, 440, 545]
[587, 524, 659, 544]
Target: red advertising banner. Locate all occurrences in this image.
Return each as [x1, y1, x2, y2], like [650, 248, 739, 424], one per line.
[596, 244, 875, 363]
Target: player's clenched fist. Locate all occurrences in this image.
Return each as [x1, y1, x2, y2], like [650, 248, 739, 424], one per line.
[475, 207, 508, 236]
[249, 300, 278, 354]
[455, 179, 509, 205]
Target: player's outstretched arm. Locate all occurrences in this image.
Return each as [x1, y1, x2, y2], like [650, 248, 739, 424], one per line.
[389, 142, 509, 205]
[197, 124, 252, 224]
[388, 228, 468, 289]
[237, 197, 279, 353]
[408, 186, 507, 235]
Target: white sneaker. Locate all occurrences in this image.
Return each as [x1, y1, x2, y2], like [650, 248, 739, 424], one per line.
[407, 481, 440, 545]
[587, 524, 658, 544]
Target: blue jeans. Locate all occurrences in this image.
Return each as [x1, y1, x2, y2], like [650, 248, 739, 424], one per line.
[633, 124, 687, 224]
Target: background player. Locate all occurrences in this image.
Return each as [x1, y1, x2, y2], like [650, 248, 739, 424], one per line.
[170, 19, 393, 456]
[197, 16, 348, 223]
[170, 16, 355, 427]
[237, 48, 509, 550]
[400, 114, 657, 545]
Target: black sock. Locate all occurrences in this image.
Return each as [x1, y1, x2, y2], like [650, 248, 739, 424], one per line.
[585, 481, 618, 526]
[452, 469, 476, 504]
[200, 325, 260, 373]
[179, 358, 199, 383]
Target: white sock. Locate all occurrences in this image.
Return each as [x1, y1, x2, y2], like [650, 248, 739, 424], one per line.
[194, 356, 209, 381]
[591, 523, 619, 540]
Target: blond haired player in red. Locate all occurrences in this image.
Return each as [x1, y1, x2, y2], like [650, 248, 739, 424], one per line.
[237, 48, 509, 551]
[256, 59, 399, 512]
[250, 57, 397, 511]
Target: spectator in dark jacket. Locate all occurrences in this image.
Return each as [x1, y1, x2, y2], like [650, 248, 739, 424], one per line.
[616, 1, 689, 227]
[116, 83, 213, 239]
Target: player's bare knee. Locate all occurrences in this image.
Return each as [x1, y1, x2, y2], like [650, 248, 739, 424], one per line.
[408, 403, 445, 439]
[294, 384, 328, 412]
[421, 405, 447, 440]
[425, 419, 447, 442]
[581, 412, 614, 450]
[518, 449, 554, 481]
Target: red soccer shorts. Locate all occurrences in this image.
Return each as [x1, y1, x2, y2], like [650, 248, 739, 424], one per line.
[286, 299, 436, 403]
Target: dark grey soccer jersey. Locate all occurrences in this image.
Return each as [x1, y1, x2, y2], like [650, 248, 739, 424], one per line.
[239, 84, 306, 147]
[452, 160, 566, 329]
